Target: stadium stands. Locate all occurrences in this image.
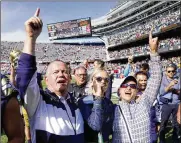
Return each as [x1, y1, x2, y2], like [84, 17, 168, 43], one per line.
[1, 1, 180, 77]
[1, 42, 107, 74]
[106, 9, 180, 47]
[108, 38, 180, 60]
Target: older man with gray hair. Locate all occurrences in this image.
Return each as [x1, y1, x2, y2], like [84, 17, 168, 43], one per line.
[16, 8, 105, 143]
[68, 66, 88, 101]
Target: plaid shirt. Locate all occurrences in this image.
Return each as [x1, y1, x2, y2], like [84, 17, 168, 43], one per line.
[112, 54, 162, 143]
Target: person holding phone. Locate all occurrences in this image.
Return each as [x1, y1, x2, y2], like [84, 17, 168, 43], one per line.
[159, 63, 180, 143]
[78, 68, 113, 143]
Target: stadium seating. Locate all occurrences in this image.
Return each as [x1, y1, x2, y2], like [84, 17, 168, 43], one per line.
[106, 10, 180, 47]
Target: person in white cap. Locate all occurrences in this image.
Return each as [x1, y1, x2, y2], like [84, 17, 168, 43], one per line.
[107, 29, 162, 143]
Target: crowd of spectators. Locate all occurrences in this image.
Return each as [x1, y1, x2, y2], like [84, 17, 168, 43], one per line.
[108, 38, 180, 59]
[105, 55, 180, 79]
[1, 41, 107, 73]
[106, 9, 180, 46]
[2, 6, 181, 143]
[1, 42, 106, 63]
[1, 37, 180, 75]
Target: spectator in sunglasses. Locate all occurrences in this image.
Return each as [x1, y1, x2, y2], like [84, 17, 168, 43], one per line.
[89, 59, 113, 100]
[159, 63, 180, 143]
[116, 76, 138, 104]
[78, 68, 114, 143]
[106, 29, 162, 143]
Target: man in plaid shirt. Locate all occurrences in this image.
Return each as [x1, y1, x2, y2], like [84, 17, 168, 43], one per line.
[109, 30, 162, 143]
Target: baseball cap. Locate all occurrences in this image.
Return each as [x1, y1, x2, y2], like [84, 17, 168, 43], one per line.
[119, 76, 137, 87]
[117, 76, 137, 97]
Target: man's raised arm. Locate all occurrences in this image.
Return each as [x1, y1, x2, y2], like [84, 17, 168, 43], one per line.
[16, 8, 43, 117]
[142, 29, 162, 105]
[23, 8, 42, 55]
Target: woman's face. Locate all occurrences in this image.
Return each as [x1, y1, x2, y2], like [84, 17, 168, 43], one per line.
[92, 71, 109, 94]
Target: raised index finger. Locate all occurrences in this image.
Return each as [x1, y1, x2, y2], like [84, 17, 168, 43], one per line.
[34, 8, 40, 17]
[149, 28, 153, 40]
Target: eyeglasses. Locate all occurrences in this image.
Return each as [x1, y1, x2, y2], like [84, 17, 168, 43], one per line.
[76, 74, 87, 77]
[120, 84, 137, 89]
[94, 77, 109, 83]
[167, 70, 175, 73]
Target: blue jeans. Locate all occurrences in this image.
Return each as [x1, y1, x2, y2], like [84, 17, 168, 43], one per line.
[159, 104, 180, 143]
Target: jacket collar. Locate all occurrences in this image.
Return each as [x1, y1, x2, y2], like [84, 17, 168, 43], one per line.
[45, 88, 71, 102]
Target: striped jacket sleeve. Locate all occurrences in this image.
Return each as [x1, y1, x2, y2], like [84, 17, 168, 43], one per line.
[141, 54, 162, 105]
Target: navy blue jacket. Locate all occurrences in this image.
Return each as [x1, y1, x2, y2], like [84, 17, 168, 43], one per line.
[78, 95, 114, 142]
[16, 53, 104, 143]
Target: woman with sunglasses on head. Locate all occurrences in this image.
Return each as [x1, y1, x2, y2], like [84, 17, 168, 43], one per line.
[105, 29, 162, 143]
[78, 68, 114, 143]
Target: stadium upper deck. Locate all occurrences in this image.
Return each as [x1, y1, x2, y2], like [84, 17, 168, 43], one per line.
[91, 1, 179, 32]
[1, 1, 180, 73]
[91, 1, 180, 49]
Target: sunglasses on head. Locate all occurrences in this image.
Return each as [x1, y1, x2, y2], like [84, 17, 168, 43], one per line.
[120, 83, 137, 89]
[167, 70, 175, 73]
[94, 77, 109, 83]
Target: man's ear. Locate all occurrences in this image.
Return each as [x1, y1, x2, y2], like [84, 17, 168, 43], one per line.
[44, 76, 48, 85]
[67, 74, 71, 84]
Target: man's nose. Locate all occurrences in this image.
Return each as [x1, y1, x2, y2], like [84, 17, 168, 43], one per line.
[58, 71, 64, 76]
[80, 76, 84, 80]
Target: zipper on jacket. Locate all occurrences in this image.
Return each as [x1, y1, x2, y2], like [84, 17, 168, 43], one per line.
[62, 100, 77, 135]
[119, 106, 133, 143]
